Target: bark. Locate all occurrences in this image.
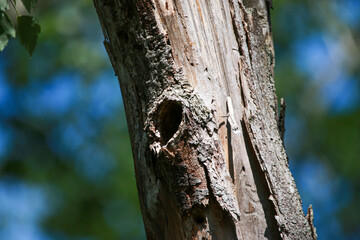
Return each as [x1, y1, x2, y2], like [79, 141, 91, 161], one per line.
[93, 0, 317, 239]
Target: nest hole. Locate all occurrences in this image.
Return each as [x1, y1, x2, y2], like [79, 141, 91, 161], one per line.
[194, 214, 206, 225]
[156, 100, 183, 144]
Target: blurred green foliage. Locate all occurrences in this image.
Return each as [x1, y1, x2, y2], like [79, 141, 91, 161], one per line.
[0, 0, 359, 239]
[0, 0, 144, 239]
[273, 0, 360, 238]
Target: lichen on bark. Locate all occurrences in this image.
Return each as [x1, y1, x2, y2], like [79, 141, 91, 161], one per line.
[94, 0, 317, 239]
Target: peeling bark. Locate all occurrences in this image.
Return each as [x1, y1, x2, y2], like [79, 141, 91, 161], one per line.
[93, 0, 317, 239]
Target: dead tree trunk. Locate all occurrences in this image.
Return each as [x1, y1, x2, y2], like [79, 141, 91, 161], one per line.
[93, 0, 317, 239]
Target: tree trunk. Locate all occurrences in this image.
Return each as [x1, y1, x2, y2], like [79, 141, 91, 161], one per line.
[93, 0, 317, 239]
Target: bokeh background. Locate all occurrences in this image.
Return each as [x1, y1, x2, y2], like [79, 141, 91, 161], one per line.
[0, 0, 359, 239]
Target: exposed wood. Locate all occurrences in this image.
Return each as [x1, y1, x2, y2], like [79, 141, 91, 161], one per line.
[93, 0, 317, 239]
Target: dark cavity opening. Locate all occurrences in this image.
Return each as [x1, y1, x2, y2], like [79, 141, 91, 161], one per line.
[156, 100, 183, 144]
[194, 214, 206, 225]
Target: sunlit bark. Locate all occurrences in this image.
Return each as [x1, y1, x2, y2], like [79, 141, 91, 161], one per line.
[94, 0, 317, 239]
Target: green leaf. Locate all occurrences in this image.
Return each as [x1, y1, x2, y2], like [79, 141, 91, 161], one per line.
[0, 0, 8, 11]
[17, 15, 40, 56]
[0, 10, 16, 51]
[20, 0, 37, 13]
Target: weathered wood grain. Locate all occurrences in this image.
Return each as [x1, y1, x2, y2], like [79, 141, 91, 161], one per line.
[94, 0, 317, 239]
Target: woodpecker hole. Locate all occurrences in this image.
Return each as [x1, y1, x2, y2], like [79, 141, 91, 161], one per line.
[194, 214, 206, 225]
[155, 100, 183, 144]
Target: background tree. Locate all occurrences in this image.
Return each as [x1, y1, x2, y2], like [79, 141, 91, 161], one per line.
[0, 0, 359, 239]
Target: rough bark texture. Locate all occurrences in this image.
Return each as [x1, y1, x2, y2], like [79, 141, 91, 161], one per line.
[93, 0, 317, 239]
